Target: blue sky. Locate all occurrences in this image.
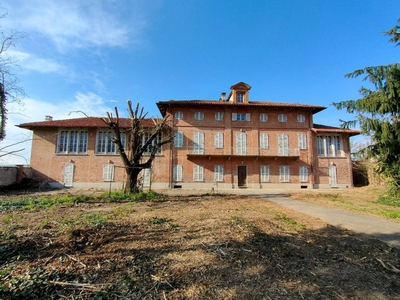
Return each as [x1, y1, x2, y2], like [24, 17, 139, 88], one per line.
[2, 0, 399, 164]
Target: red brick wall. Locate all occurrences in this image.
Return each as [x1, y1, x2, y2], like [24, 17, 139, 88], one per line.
[28, 106, 354, 189]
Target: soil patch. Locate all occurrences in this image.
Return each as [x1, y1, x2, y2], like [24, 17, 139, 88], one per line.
[1, 193, 399, 299]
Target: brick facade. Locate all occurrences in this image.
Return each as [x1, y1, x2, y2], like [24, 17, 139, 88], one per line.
[19, 82, 359, 190]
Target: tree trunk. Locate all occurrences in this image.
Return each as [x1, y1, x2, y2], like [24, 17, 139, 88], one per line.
[124, 168, 141, 194]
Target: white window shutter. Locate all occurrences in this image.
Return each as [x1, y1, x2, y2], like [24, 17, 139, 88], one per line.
[260, 133, 269, 148]
[278, 134, 289, 156]
[260, 165, 270, 182]
[214, 132, 223, 148]
[64, 163, 75, 187]
[173, 164, 183, 181]
[298, 134, 307, 150]
[174, 132, 183, 148]
[246, 113, 250, 121]
[232, 113, 237, 121]
[329, 166, 338, 187]
[103, 164, 115, 182]
[142, 168, 151, 187]
[299, 166, 308, 182]
[194, 132, 205, 154]
[236, 133, 247, 155]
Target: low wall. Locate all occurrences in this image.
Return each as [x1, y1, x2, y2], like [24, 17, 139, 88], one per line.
[0, 165, 32, 186]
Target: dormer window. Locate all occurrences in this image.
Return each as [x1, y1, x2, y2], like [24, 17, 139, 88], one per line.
[229, 82, 251, 103]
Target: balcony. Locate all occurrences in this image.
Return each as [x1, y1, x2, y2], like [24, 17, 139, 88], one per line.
[179, 146, 300, 158]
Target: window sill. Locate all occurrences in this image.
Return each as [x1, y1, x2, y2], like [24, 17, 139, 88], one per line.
[56, 153, 88, 156]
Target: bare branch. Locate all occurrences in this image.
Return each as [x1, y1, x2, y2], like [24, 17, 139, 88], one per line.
[68, 111, 90, 117]
[0, 147, 24, 158]
[104, 102, 172, 194]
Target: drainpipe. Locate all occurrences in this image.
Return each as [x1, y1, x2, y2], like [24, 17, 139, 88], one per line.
[346, 134, 354, 188]
[308, 111, 315, 189]
[168, 103, 172, 189]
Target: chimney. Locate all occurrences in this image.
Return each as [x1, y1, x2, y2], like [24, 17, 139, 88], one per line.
[45, 115, 53, 121]
[220, 92, 226, 101]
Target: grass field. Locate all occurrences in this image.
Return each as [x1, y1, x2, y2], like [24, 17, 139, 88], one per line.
[1, 190, 399, 299]
[290, 186, 400, 222]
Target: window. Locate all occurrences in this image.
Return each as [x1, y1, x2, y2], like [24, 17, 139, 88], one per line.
[142, 132, 162, 155]
[260, 113, 268, 122]
[278, 134, 289, 156]
[317, 135, 342, 157]
[236, 132, 247, 155]
[194, 112, 204, 120]
[299, 166, 308, 182]
[259, 133, 269, 149]
[214, 165, 224, 182]
[142, 168, 152, 187]
[215, 112, 224, 121]
[96, 131, 126, 154]
[175, 111, 183, 120]
[102, 164, 115, 182]
[57, 130, 88, 154]
[193, 132, 205, 154]
[214, 132, 224, 148]
[279, 166, 290, 182]
[232, 113, 250, 121]
[174, 132, 183, 148]
[298, 134, 307, 150]
[260, 165, 270, 182]
[278, 114, 287, 122]
[173, 164, 183, 181]
[297, 114, 305, 122]
[194, 165, 204, 181]
[237, 93, 244, 103]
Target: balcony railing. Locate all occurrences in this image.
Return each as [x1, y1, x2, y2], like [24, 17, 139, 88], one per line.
[177, 146, 300, 157]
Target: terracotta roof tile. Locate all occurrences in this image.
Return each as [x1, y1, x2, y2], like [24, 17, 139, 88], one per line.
[17, 117, 157, 130]
[312, 124, 360, 136]
[156, 100, 326, 116]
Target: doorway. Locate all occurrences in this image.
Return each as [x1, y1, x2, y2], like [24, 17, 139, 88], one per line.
[64, 162, 75, 187]
[237, 166, 247, 188]
[329, 166, 338, 188]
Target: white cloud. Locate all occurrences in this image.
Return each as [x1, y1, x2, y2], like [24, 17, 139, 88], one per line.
[1, 93, 114, 165]
[6, 50, 64, 73]
[3, 0, 145, 51]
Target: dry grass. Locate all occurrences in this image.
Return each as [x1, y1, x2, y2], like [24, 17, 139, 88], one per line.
[290, 186, 400, 222]
[1, 192, 400, 299]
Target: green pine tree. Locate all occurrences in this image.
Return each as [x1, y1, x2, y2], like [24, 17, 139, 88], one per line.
[333, 19, 400, 194]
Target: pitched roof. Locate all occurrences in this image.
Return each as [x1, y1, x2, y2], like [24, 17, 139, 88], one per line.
[17, 117, 158, 130]
[156, 100, 326, 116]
[312, 124, 360, 136]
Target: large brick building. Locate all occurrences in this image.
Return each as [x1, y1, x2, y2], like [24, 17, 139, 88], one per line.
[18, 82, 359, 190]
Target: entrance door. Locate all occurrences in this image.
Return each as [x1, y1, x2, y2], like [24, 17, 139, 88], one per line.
[142, 168, 152, 187]
[64, 162, 75, 187]
[329, 166, 338, 187]
[238, 166, 247, 188]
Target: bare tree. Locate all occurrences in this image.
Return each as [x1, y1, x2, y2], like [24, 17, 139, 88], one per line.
[102, 100, 173, 194]
[0, 11, 26, 143]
